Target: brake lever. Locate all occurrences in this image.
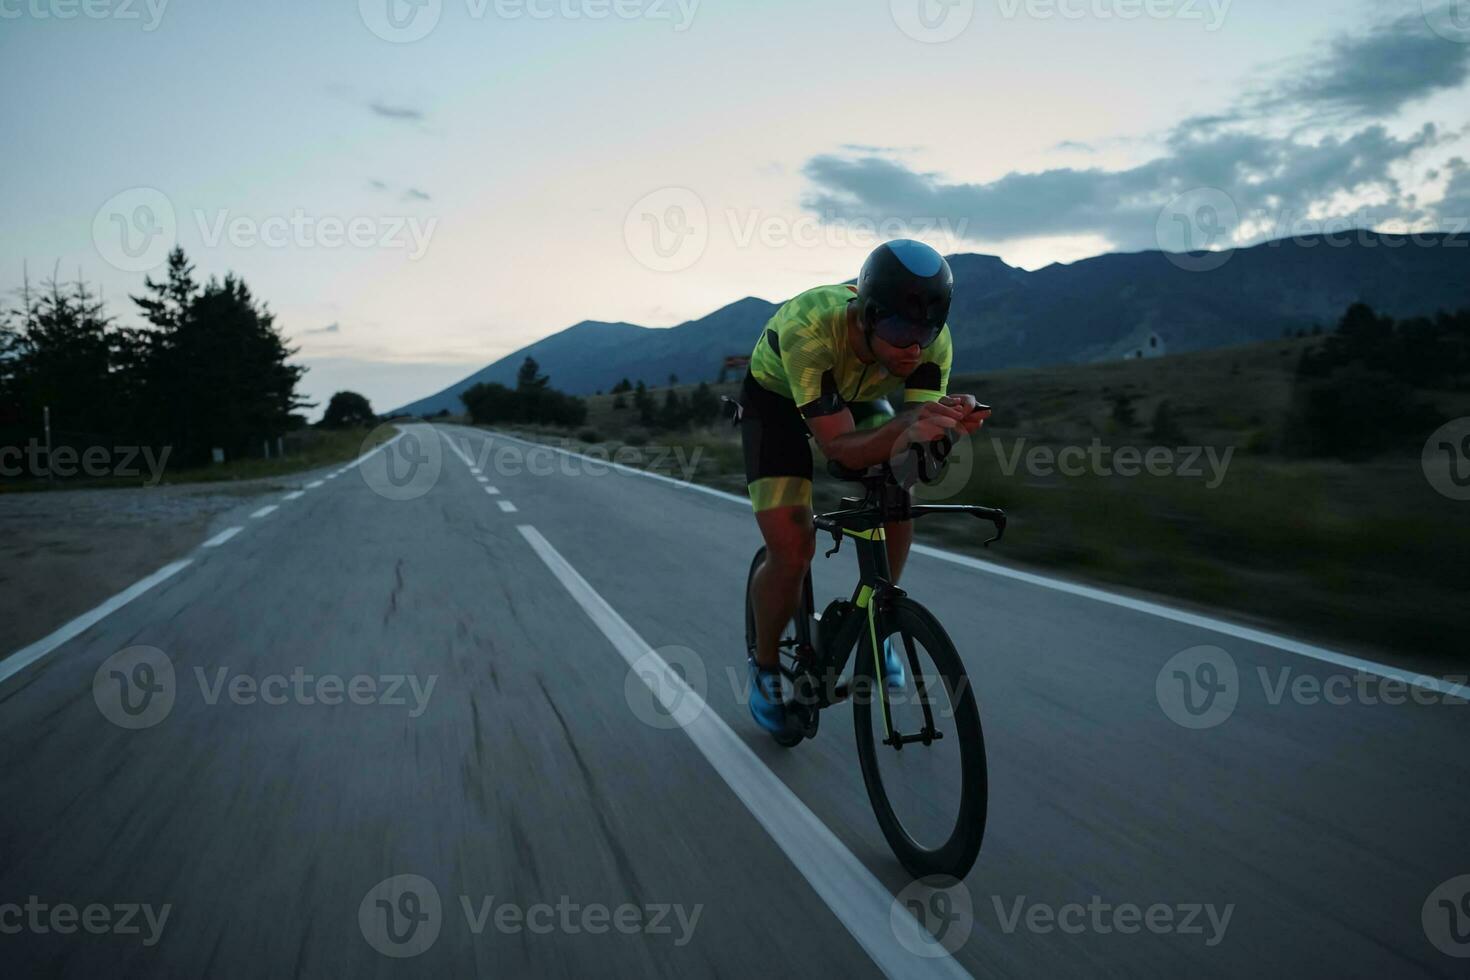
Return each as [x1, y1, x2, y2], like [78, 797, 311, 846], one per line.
[980, 512, 1007, 548]
[824, 527, 843, 558]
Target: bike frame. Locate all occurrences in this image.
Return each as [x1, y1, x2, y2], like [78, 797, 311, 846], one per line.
[780, 478, 1006, 748]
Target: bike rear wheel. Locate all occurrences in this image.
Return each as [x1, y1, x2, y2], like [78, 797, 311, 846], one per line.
[852, 597, 987, 879]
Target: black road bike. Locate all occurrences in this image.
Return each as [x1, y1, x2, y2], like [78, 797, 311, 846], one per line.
[744, 437, 1006, 879]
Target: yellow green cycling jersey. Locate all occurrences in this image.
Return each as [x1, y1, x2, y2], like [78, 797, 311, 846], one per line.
[748, 284, 952, 419]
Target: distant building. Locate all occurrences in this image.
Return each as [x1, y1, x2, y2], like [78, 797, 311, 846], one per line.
[1126, 333, 1165, 360]
[718, 354, 751, 383]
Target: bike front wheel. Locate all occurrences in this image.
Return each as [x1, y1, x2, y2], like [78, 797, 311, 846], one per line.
[851, 597, 987, 879]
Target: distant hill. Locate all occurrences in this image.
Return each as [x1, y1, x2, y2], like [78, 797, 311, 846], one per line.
[392, 232, 1470, 415]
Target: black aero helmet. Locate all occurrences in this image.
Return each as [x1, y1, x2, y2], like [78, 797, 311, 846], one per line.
[856, 239, 953, 349]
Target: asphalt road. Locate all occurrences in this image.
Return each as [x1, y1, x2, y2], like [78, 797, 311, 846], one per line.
[2, 423, 1467, 978]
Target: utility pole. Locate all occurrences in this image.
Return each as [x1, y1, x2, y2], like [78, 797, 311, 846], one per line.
[43, 405, 54, 485]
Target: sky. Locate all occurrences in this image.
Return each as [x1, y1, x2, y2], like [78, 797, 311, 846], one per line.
[3, 0, 1469, 416]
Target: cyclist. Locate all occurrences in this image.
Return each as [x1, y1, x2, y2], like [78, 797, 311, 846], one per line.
[740, 239, 989, 734]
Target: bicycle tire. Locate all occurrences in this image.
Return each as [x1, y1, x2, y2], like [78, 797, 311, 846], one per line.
[852, 597, 987, 878]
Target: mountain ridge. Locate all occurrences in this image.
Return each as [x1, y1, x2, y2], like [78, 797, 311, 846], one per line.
[391, 231, 1470, 416]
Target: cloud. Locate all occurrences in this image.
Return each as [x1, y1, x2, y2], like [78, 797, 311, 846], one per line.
[302, 322, 341, 335]
[798, 14, 1469, 253]
[403, 188, 431, 201]
[1264, 12, 1470, 121]
[1052, 140, 1094, 153]
[801, 123, 1444, 251]
[369, 100, 426, 122]
[369, 179, 387, 190]
[1437, 158, 1470, 223]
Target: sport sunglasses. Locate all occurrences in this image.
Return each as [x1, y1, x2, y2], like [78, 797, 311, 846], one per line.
[871, 312, 944, 350]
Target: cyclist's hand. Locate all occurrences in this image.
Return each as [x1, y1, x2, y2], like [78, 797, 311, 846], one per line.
[940, 394, 991, 435]
[901, 401, 963, 447]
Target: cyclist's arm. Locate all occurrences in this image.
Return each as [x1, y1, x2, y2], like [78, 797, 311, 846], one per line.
[806, 402, 966, 471]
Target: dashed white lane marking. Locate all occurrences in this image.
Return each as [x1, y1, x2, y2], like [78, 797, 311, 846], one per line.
[251, 505, 278, 519]
[0, 560, 194, 687]
[203, 527, 243, 548]
[306, 480, 324, 489]
[0, 426, 412, 692]
[517, 525, 970, 979]
[497, 500, 517, 513]
[326, 473, 339, 480]
[441, 432, 477, 468]
[476, 476, 489, 483]
[485, 486, 500, 496]
[481, 427, 1464, 697]
[283, 491, 304, 501]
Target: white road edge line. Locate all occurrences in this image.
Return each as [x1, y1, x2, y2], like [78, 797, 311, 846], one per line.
[306, 480, 324, 489]
[516, 525, 969, 980]
[481, 427, 1464, 697]
[203, 527, 243, 548]
[251, 505, 278, 519]
[497, 500, 517, 513]
[0, 560, 193, 687]
[283, 491, 304, 501]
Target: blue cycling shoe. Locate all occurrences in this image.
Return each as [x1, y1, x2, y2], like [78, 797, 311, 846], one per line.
[748, 661, 788, 735]
[881, 637, 907, 691]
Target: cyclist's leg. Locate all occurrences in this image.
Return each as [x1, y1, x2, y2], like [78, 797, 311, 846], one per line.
[884, 518, 913, 583]
[751, 505, 814, 668]
[740, 372, 815, 669]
